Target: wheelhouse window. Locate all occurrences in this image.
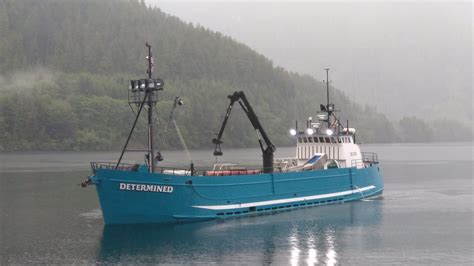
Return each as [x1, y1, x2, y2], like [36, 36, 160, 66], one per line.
[319, 137, 324, 143]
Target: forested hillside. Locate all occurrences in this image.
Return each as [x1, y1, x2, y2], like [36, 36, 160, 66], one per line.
[0, 0, 469, 151]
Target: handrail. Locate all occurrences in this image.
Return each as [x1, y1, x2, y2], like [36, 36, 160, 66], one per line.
[91, 161, 279, 176]
[361, 152, 379, 163]
[351, 152, 379, 169]
[91, 153, 378, 176]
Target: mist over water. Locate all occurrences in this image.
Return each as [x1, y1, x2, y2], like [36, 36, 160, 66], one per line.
[1, 143, 472, 264]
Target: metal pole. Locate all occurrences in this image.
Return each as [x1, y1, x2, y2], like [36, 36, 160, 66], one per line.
[116, 91, 149, 169]
[146, 42, 155, 173]
[325, 68, 330, 128]
[325, 68, 330, 107]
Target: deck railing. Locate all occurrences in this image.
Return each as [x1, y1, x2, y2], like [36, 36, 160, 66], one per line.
[91, 161, 280, 176]
[90, 162, 137, 174]
[92, 152, 379, 176]
[351, 152, 379, 168]
[91, 162, 197, 176]
[361, 152, 379, 164]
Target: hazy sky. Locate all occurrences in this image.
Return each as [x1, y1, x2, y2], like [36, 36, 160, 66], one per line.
[150, 1, 472, 123]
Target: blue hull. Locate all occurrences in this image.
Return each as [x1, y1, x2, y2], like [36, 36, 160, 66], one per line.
[91, 165, 383, 225]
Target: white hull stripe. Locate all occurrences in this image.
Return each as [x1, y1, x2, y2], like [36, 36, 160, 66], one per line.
[192, 185, 376, 210]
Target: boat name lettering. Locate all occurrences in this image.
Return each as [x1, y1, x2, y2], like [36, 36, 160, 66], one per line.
[119, 183, 173, 193]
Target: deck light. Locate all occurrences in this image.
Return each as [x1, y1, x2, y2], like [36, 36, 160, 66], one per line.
[147, 79, 155, 89]
[289, 129, 297, 136]
[154, 78, 164, 89]
[326, 129, 333, 136]
[139, 79, 146, 90]
[306, 128, 314, 135]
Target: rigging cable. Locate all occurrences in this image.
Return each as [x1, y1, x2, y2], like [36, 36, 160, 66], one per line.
[172, 118, 192, 163]
[154, 98, 193, 163]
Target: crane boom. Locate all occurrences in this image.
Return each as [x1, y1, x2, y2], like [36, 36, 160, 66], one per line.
[212, 91, 276, 173]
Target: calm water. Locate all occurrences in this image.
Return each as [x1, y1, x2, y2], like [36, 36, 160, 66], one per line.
[0, 143, 472, 265]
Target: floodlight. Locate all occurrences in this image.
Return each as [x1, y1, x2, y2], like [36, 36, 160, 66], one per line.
[147, 79, 155, 89]
[154, 78, 164, 90]
[139, 79, 146, 90]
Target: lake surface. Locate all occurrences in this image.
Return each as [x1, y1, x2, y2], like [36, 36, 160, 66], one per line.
[1, 143, 473, 265]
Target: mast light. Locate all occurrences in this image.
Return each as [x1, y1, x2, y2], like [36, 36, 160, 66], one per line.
[289, 129, 297, 136]
[129, 78, 164, 91]
[139, 79, 146, 89]
[146, 79, 155, 89]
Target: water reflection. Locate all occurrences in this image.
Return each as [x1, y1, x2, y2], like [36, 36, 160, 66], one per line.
[98, 200, 383, 264]
[325, 229, 337, 266]
[289, 228, 300, 266]
[288, 224, 339, 265]
[306, 233, 317, 265]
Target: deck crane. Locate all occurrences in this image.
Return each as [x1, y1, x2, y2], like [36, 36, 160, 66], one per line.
[212, 91, 276, 173]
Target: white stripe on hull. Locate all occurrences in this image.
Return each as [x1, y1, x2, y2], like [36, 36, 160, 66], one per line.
[192, 185, 376, 210]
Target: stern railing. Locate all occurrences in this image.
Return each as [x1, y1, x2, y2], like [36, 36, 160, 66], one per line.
[351, 152, 379, 168]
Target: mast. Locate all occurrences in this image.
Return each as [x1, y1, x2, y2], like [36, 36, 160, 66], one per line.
[325, 68, 332, 128]
[325, 68, 330, 108]
[146, 43, 155, 173]
[116, 43, 163, 173]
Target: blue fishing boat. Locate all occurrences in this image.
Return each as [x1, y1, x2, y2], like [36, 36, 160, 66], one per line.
[83, 44, 383, 225]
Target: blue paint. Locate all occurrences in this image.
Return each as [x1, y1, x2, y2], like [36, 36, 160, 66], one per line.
[91, 164, 383, 224]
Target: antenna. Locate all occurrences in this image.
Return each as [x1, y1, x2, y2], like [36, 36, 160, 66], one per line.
[323, 68, 333, 128]
[146, 42, 153, 78]
[325, 68, 330, 107]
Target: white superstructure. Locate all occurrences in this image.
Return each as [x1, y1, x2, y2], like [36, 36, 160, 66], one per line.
[295, 133, 361, 168]
[273, 68, 376, 171]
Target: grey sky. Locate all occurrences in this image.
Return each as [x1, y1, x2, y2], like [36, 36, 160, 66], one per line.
[150, 1, 472, 124]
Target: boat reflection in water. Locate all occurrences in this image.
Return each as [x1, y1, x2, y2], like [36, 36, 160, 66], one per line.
[98, 199, 383, 265]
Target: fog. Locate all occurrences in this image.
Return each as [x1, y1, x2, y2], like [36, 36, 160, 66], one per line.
[151, 1, 472, 125]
